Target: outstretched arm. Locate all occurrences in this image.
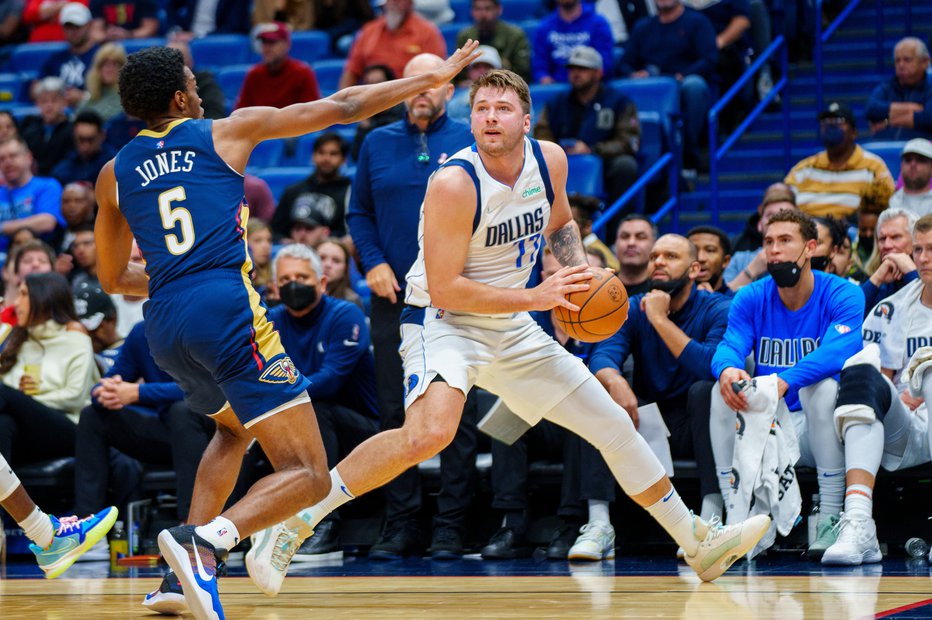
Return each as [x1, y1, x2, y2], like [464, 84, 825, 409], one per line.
[94, 161, 149, 297]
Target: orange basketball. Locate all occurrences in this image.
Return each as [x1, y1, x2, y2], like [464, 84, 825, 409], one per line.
[553, 268, 629, 343]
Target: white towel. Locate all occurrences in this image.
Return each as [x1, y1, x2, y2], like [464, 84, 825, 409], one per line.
[729, 374, 802, 557]
[907, 346, 932, 399]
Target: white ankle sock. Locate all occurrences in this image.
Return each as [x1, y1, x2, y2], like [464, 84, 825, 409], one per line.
[20, 507, 53, 549]
[716, 467, 732, 510]
[291, 468, 355, 532]
[195, 516, 240, 551]
[700, 494, 724, 523]
[817, 468, 845, 517]
[843, 484, 873, 519]
[588, 500, 610, 525]
[645, 487, 698, 556]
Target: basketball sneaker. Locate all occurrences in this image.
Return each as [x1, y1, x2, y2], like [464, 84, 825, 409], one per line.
[684, 514, 771, 582]
[821, 513, 882, 566]
[567, 523, 615, 561]
[29, 507, 118, 579]
[806, 513, 840, 561]
[157, 525, 224, 620]
[245, 516, 313, 597]
[143, 570, 188, 615]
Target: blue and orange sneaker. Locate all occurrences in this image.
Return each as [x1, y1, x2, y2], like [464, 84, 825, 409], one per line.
[157, 525, 224, 620]
[29, 507, 118, 579]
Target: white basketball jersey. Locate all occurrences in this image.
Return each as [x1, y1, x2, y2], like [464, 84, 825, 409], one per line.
[405, 137, 554, 313]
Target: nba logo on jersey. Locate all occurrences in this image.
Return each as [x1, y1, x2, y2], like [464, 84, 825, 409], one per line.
[156, 140, 164, 149]
[259, 356, 300, 384]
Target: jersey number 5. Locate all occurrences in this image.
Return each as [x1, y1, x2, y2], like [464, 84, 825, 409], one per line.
[159, 186, 195, 255]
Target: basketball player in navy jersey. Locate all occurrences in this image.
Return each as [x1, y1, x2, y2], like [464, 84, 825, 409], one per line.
[93, 43, 480, 620]
[249, 69, 771, 594]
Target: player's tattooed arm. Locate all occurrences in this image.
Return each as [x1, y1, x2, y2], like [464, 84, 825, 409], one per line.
[548, 221, 588, 268]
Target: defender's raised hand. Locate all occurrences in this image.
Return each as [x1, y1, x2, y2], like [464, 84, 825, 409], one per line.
[430, 40, 482, 88]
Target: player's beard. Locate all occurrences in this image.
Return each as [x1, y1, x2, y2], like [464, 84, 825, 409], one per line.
[476, 128, 523, 157]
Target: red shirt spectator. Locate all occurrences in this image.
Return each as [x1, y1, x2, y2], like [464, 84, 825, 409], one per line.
[234, 21, 321, 110]
[23, 0, 90, 42]
[340, 0, 446, 88]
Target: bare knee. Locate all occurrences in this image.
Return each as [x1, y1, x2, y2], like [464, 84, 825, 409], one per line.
[404, 423, 456, 463]
[297, 466, 332, 506]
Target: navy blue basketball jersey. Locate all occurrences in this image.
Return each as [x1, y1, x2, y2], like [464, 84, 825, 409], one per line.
[114, 118, 251, 297]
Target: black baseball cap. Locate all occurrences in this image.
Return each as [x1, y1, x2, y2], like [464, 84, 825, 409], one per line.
[818, 101, 856, 128]
[74, 282, 117, 331]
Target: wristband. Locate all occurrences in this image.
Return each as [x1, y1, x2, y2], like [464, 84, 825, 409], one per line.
[743, 268, 754, 280]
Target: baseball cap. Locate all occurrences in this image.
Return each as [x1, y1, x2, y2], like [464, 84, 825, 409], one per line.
[74, 283, 117, 331]
[290, 200, 325, 228]
[59, 2, 92, 26]
[818, 101, 856, 127]
[902, 138, 932, 160]
[566, 46, 603, 71]
[253, 21, 290, 43]
[472, 45, 502, 69]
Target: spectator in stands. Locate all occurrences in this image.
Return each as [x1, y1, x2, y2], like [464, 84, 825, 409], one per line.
[687, 225, 732, 296]
[0, 111, 16, 141]
[339, 0, 446, 89]
[266, 244, 379, 558]
[833, 233, 863, 283]
[0, 138, 65, 256]
[534, 45, 640, 203]
[39, 3, 99, 108]
[166, 0, 251, 38]
[347, 53, 477, 560]
[52, 111, 114, 186]
[613, 214, 655, 295]
[785, 101, 894, 220]
[76, 42, 126, 122]
[480, 248, 589, 561]
[724, 186, 798, 291]
[532, 0, 613, 84]
[56, 180, 94, 248]
[73, 280, 120, 368]
[0, 240, 54, 326]
[272, 132, 351, 242]
[22, 0, 83, 42]
[594, 0, 651, 51]
[168, 39, 226, 120]
[575, 234, 728, 560]
[245, 174, 277, 223]
[102, 112, 145, 151]
[317, 238, 364, 309]
[861, 208, 919, 314]
[20, 78, 73, 176]
[253, 0, 373, 53]
[235, 22, 322, 110]
[889, 139, 932, 217]
[0, 272, 97, 465]
[59, 222, 97, 289]
[812, 216, 846, 275]
[247, 219, 273, 298]
[89, 0, 158, 41]
[447, 45, 501, 122]
[73, 318, 208, 522]
[0, 0, 25, 45]
[352, 65, 406, 160]
[618, 0, 717, 173]
[866, 37, 932, 141]
[455, 0, 531, 80]
[683, 0, 750, 101]
[570, 193, 619, 272]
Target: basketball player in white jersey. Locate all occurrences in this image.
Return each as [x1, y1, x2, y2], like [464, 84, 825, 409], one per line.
[823, 214, 932, 565]
[246, 70, 770, 594]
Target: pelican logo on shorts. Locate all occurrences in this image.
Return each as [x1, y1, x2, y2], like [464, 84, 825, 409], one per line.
[730, 467, 740, 492]
[259, 356, 300, 384]
[607, 283, 622, 303]
[405, 374, 419, 397]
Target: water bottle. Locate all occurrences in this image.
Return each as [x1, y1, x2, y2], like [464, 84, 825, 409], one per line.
[905, 537, 929, 559]
[110, 520, 129, 567]
[807, 494, 820, 547]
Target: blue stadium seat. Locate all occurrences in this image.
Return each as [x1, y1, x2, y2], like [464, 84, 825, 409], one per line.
[637, 111, 663, 167]
[440, 22, 470, 54]
[501, 0, 545, 22]
[566, 154, 603, 198]
[0, 73, 28, 103]
[291, 31, 331, 64]
[122, 38, 165, 55]
[216, 64, 252, 107]
[259, 167, 309, 202]
[528, 82, 569, 125]
[517, 20, 538, 43]
[609, 77, 680, 162]
[249, 139, 286, 169]
[8, 42, 68, 74]
[312, 59, 345, 95]
[191, 35, 254, 70]
[281, 132, 320, 167]
[449, 0, 471, 22]
[861, 140, 906, 179]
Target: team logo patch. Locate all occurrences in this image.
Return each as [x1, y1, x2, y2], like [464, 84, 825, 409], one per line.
[735, 412, 746, 437]
[834, 324, 852, 335]
[873, 301, 894, 322]
[259, 356, 300, 384]
[405, 374, 420, 397]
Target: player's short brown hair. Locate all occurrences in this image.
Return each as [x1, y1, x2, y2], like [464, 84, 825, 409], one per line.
[766, 208, 818, 242]
[915, 214, 932, 235]
[469, 69, 531, 115]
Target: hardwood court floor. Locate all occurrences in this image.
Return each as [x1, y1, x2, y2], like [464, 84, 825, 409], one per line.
[1, 557, 931, 619]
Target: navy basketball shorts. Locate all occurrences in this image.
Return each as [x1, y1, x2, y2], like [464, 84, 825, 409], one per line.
[144, 270, 310, 427]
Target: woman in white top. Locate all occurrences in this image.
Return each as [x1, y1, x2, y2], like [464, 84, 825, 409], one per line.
[0, 272, 99, 464]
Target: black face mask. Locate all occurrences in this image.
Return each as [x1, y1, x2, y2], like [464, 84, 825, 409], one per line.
[648, 269, 692, 297]
[279, 281, 318, 311]
[810, 255, 830, 272]
[821, 124, 846, 148]
[767, 248, 807, 288]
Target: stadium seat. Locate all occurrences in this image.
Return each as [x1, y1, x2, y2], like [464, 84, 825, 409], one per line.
[449, 0, 470, 22]
[312, 59, 346, 95]
[122, 38, 165, 55]
[216, 64, 252, 107]
[291, 31, 331, 64]
[440, 22, 470, 54]
[861, 140, 906, 179]
[7, 42, 67, 74]
[0, 73, 28, 103]
[609, 77, 680, 161]
[518, 20, 538, 44]
[280, 132, 319, 167]
[190, 35, 254, 70]
[501, 0, 545, 21]
[259, 167, 309, 201]
[529, 82, 570, 126]
[248, 139, 286, 169]
[637, 111, 664, 167]
[566, 154, 604, 198]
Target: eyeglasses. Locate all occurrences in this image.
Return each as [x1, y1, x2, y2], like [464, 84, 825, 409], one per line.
[416, 132, 430, 164]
